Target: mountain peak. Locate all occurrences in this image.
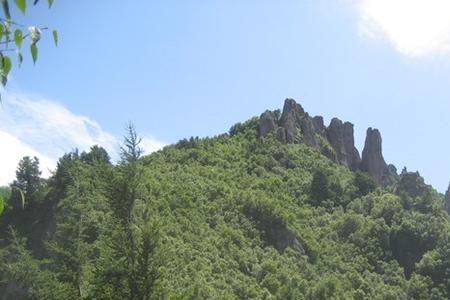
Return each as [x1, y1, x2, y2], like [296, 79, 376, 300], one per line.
[257, 98, 397, 185]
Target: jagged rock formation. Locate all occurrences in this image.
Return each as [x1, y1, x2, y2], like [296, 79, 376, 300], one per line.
[258, 98, 398, 186]
[258, 111, 278, 137]
[312, 116, 326, 136]
[327, 118, 361, 171]
[396, 169, 428, 198]
[360, 128, 397, 185]
[278, 99, 304, 142]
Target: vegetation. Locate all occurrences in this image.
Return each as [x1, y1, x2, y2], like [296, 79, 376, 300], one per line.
[0, 0, 57, 91]
[0, 117, 449, 299]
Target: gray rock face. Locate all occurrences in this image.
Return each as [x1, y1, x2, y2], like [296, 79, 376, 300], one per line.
[327, 118, 361, 171]
[276, 127, 287, 144]
[258, 110, 279, 137]
[258, 98, 321, 148]
[397, 171, 427, 198]
[279, 98, 305, 143]
[256, 98, 398, 186]
[361, 128, 393, 185]
[312, 116, 326, 136]
[299, 114, 319, 148]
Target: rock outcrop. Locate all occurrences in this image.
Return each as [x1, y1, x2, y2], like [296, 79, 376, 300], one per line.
[259, 98, 321, 148]
[361, 128, 386, 184]
[360, 128, 397, 186]
[312, 116, 326, 136]
[278, 98, 305, 144]
[258, 111, 278, 137]
[300, 114, 319, 148]
[396, 170, 428, 198]
[327, 118, 361, 171]
[257, 98, 399, 186]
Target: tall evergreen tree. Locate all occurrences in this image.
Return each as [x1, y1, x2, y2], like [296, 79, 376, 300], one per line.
[310, 170, 330, 207]
[80, 145, 111, 166]
[121, 123, 143, 164]
[95, 124, 158, 300]
[10, 156, 43, 209]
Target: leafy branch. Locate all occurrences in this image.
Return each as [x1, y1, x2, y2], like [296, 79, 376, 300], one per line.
[0, 0, 57, 91]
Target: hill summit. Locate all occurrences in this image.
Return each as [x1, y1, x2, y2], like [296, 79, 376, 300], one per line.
[1, 98, 450, 299]
[258, 98, 398, 185]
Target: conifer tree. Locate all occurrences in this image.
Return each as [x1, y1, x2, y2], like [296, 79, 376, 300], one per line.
[10, 156, 43, 209]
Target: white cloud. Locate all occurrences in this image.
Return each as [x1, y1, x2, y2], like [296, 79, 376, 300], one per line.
[141, 136, 166, 154]
[357, 0, 450, 57]
[0, 93, 117, 159]
[0, 130, 55, 185]
[0, 92, 167, 186]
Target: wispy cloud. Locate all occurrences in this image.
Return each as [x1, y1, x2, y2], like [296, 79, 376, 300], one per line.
[141, 136, 166, 154]
[0, 130, 55, 184]
[357, 0, 450, 57]
[0, 93, 117, 159]
[0, 92, 167, 185]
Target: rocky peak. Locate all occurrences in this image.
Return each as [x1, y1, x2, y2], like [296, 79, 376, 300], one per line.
[278, 98, 305, 143]
[256, 98, 398, 186]
[361, 128, 395, 185]
[258, 110, 279, 137]
[397, 171, 427, 198]
[326, 118, 361, 171]
[280, 98, 305, 120]
[312, 116, 326, 136]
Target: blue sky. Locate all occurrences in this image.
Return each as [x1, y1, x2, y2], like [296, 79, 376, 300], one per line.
[1, 0, 450, 192]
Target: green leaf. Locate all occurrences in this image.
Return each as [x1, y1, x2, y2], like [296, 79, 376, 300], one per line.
[0, 55, 12, 86]
[0, 53, 5, 86]
[0, 23, 4, 40]
[14, 0, 25, 14]
[52, 29, 57, 47]
[47, 0, 52, 8]
[0, 195, 4, 216]
[30, 43, 38, 64]
[14, 28, 22, 48]
[2, 55, 12, 75]
[2, 0, 11, 20]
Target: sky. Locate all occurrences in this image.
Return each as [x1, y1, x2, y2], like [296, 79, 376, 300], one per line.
[1, 0, 450, 192]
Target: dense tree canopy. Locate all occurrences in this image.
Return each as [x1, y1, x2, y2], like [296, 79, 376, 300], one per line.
[0, 117, 449, 299]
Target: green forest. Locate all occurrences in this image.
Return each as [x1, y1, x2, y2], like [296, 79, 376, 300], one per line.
[0, 0, 449, 299]
[1, 113, 450, 299]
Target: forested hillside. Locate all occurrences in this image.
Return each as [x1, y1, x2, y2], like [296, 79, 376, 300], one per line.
[1, 100, 450, 299]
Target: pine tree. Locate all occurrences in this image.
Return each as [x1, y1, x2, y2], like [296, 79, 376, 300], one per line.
[10, 156, 43, 209]
[92, 125, 157, 300]
[310, 170, 330, 207]
[47, 157, 112, 299]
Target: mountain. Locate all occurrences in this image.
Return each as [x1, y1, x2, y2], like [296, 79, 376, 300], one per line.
[1, 99, 449, 299]
[257, 98, 398, 185]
